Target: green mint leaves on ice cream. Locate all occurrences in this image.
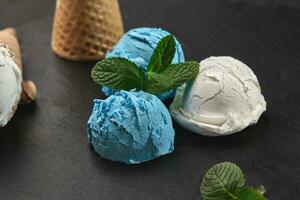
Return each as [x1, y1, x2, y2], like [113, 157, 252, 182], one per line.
[200, 162, 267, 200]
[91, 35, 199, 95]
[102, 27, 185, 101]
[147, 35, 176, 73]
[91, 58, 145, 91]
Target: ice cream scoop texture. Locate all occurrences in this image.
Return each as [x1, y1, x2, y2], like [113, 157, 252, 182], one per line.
[87, 90, 175, 164]
[102, 27, 185, 101]
[170, 56, 266, 136]
[0, 46, 22, 127]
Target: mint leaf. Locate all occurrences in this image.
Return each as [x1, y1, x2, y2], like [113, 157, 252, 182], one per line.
[91, 58, 145, 91]
[162, 61, 199, 84]
[200, 162, 245, 200]
[200, 162, 268, 200]
[144, 61, 199, 95]
[144, 72, 173, 95]
[91, 37, 198, 97]
[237, 187, 267, 200]
[147, 35, 176, 73]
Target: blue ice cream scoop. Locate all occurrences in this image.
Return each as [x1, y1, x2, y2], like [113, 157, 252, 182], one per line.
[102, 27, 185, 101]
[87, 90, 175, 164]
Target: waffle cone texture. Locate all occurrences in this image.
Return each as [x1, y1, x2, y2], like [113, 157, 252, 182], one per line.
[51, 0, 124, 61]
[0, 28, 22, 70]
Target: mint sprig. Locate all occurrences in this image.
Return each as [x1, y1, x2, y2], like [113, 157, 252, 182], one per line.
[200, 162, 267, 200]
[147, 35, 176, 73]
[91, 58, 145, 91]
[145, 61, 199, 95]
[91, 35, 199, 96]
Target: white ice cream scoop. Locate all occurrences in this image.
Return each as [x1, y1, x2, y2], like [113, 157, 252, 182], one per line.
[170, 56, 266, 136]
[0, 45, 22, 126]
[0, 28, 37, 127]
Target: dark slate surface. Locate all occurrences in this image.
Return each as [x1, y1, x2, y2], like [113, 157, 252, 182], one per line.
[0, 0, 299, 199]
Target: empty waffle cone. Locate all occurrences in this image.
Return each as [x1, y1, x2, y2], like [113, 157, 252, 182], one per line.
[0, 28, 37, 105]
[51, 0, 124, 61]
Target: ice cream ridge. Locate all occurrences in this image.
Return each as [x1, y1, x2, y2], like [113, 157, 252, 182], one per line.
[88, 91, 175, 164]
[102, 27, 185, 101]
[170, 56, 266, 136]
[0, 28, 37, 127]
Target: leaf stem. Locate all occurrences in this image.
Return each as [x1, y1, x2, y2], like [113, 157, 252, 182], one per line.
[228, 192, 238, 200]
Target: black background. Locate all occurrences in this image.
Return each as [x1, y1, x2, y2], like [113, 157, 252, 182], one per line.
[0, 0, 300, 199]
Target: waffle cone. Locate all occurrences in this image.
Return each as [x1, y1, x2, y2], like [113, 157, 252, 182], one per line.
[0, 28, 22, 70]
[51, 0, 124, 61]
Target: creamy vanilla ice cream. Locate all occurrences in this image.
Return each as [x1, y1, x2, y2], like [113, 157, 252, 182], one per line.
[0, 46, 22, 127]
[170, 56, 266, 136]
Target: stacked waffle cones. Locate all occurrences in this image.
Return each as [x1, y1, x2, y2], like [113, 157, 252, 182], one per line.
[0, 28, 37, 105]
[51, 0, 124, 61]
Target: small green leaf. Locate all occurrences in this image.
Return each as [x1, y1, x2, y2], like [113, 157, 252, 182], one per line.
[144, 61, 199, 95]
[91, 57, 145, 91]
[237, 187, 267, 200]
[200, 162, 245, 200]
[162, 61, 199, 84]
[144, 72, 173, 95]
[147, 35, 176, 73]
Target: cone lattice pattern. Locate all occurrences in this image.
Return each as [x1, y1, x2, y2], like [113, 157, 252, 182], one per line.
[0, 28, 22, 69]
[51, 0, 124, 61]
